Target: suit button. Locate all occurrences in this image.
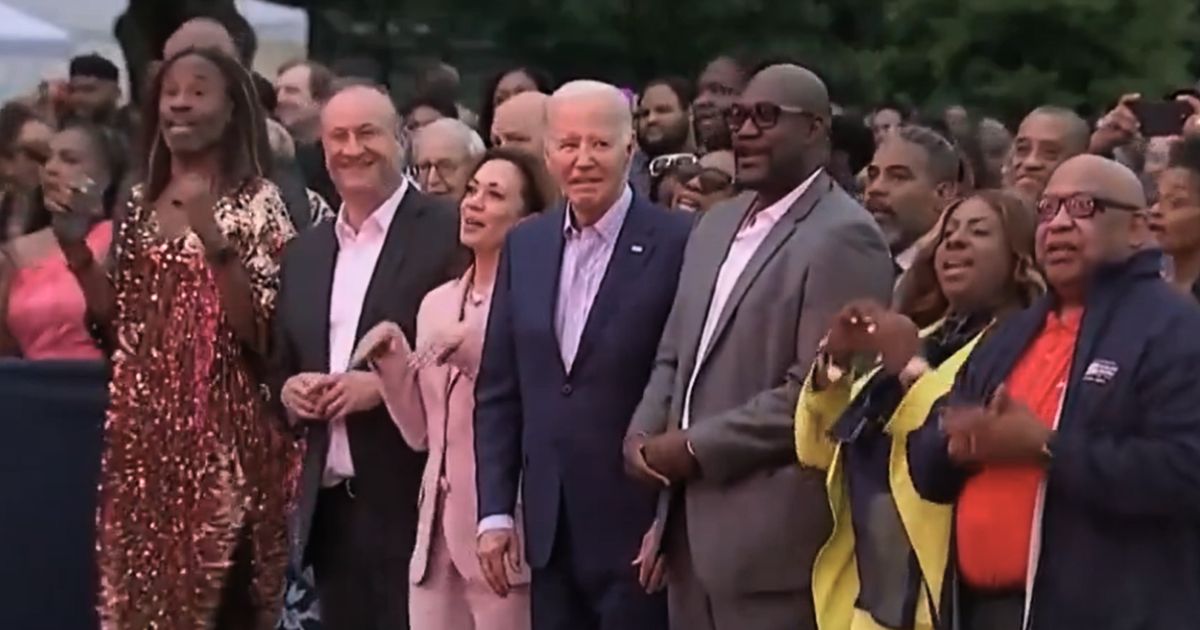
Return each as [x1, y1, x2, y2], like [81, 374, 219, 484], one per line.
[561, 383, 573, 396]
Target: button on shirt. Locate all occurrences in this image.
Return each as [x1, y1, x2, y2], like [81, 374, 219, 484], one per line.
[323, 179, 408, 487]
[477, 185, 632, 534]
[555, 184, 633, 370]
[681, 169, 822, 429]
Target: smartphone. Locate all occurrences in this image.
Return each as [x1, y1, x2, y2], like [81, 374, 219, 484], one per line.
[1129, 100, 1192, 137]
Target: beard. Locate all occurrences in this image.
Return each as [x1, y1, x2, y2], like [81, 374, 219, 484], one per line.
[639, 121, 692, 157]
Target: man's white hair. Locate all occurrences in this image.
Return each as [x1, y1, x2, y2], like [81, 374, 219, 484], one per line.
[414, 118, 486, 159]
[547, 80, 633, 142]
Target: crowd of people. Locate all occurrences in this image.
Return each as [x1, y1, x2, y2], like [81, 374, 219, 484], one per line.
[1, 10, 1199, 630]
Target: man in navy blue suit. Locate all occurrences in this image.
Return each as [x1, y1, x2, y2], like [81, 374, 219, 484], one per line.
[474, 80, 692, 630]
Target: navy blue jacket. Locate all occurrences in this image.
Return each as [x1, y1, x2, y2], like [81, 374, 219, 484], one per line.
[474, 196, 692, 573]
[909, 249, 1200, 629]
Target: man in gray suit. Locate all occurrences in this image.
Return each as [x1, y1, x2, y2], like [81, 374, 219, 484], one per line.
[623, 64, 893, 630]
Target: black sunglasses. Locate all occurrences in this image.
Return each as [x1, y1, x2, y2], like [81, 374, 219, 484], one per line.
[1036, 194, 1141, 223]
[674, 163, 734, 194]
[726, 102, 812, 131]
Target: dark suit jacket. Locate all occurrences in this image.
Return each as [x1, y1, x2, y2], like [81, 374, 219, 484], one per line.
[274, 187, 461, 566]
[474, 194, 692, 574]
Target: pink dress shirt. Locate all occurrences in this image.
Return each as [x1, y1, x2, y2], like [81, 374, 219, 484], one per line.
[6, 221, 112, 360]
[324, 179, 408, 486]
[374, 273, 532, 588]
[681, 169, 822, 428]
[554, 185, 632, 370]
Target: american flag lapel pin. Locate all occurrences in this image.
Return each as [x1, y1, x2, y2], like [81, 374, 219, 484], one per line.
[631, 244, 645, 254]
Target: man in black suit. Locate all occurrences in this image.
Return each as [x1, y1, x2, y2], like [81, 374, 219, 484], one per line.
[275, 83, 460, 629]
[474, 80, 692, 630]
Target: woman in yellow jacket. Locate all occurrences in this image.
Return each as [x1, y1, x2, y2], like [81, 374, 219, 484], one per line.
[795, 190, 1043, 630]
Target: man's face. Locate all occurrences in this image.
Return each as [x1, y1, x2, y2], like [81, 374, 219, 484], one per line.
[864, 137, 950, 254]
[275, 65, 319, 132]
[322, 88, 404, 198]
[67, 76, 119, 122]
[693, 57, 744, 150]
[545, 96, 632, 214]
[491, 98, 546, 159]
[414, 132, 473, 202]
[871, 108, 903, 144]
[636, 84, 690, 156]
[1004, 112, 1077, 200]
[1037, 161, 1145, 294]
[730, 77, 816, 191]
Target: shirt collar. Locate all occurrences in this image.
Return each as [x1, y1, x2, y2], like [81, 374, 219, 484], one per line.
[748, 168, 823, 228]
[334, 178, 409, 245]
[563, 184, 633, 242]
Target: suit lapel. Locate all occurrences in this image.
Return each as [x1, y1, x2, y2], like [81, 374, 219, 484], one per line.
[306, 225, 338, 371]
[677, 194, 748, 381]
[702, 173, 832, 363]
[355, 189, 421, 341]
[532, 207, 568, 374]
[571, 199, 656, 372]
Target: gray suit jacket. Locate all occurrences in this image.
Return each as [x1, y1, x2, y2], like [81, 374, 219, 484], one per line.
[628, 171, 893, 595]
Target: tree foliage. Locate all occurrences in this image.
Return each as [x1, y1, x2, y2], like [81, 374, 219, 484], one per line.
[288, 0, 1198, 119]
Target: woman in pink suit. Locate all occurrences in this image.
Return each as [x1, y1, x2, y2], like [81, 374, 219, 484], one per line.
[352, 148, 552, 630]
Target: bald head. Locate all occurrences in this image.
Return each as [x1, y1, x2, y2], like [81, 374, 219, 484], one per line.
[492, 91, 549, 158]
[748, 64, 831, 121]
[1039, 154, 1153, 299]
[1044, 154, 1147, 208]
[164, 18, 237, 61]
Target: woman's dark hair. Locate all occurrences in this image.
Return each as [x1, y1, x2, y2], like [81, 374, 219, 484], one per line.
[400, 94, 458, 121]
[141, 47, 271, 202]
[896, 189, 1044, 327]
[640, 76, 695, 111]
[465, 147, 554, 217]
[0, 101, 40, 160]
[477, 66, 555, 147]
[252, 71, 277, 116]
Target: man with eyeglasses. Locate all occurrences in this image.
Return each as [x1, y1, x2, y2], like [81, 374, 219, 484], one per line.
[624, 63, 892, 630]
[908, 154, 1200, 629]
[413, 118, 486, 202]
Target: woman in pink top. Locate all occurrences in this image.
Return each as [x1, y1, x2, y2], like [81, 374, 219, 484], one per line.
[0, 123, 127, 360]
[352, 148, 553, 630]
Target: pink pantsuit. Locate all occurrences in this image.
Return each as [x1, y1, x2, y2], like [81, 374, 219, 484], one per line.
[375, 274, 530, 630]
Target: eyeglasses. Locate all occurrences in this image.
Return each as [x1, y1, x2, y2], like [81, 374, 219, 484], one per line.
[415, 159, 462, 179]
[648, 153, 698, 178]
[1036, 194, 1142, 223]
[726, 102, 813, 131]
[674, 163, 735, 195]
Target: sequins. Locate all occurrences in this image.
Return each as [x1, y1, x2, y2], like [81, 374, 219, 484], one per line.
[96, 179, 300, 630]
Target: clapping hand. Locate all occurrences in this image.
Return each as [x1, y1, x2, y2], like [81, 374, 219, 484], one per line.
[942, 385, 1052, 465]
[826, 300, 921, 375]
[46, 176, 102, 247]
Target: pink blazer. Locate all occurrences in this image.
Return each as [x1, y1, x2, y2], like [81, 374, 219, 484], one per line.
[376, 275, 530, 587]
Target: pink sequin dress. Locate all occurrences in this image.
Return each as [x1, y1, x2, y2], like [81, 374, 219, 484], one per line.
[5, 222, 111, 360]
[96, 179, 300, 630]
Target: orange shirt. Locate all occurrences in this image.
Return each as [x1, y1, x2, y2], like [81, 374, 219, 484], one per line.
[955, 307, 1081, 590]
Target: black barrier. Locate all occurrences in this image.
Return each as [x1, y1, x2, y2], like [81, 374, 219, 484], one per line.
[0, 359, 107, 630]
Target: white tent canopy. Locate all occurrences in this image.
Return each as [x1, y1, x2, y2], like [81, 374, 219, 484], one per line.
[0, 2, 70, 56]
[0, 0, 308, 98]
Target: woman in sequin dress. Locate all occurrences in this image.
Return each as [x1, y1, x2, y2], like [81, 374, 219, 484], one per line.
[58, 48, 299, 629]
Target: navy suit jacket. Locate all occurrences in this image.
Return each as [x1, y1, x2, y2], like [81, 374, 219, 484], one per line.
[474, 194, 692, 573]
